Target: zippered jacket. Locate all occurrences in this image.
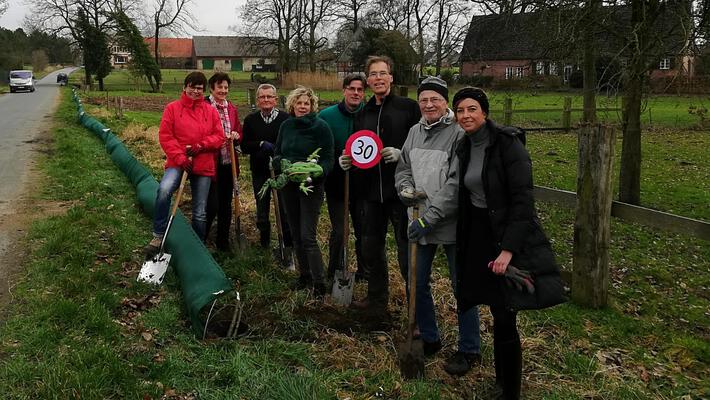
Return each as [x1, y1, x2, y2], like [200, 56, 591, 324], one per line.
[395, 110, 463, 244]
[352, 93, 420, 202]
[319, 100, 364, 198]
[159, 93, 225, 177]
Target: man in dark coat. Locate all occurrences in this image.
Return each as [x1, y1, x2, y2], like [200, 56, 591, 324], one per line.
[341, 55, 421, 321]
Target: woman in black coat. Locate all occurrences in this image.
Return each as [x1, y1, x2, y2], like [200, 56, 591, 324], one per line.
[451, 87, 566, 399]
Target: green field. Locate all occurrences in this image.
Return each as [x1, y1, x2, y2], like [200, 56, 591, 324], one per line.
[0, 89, 707, 399]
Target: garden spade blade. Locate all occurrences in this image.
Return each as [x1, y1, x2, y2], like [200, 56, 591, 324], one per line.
[138, 253, 171, 285]
[331, 268, 354, 306]
[137, 168, 189, 285]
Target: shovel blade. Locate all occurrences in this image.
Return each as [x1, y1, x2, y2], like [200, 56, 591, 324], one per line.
[331, 269, 355, 306]
[137, 253, 171, 285]
[398, 338, 426, 379]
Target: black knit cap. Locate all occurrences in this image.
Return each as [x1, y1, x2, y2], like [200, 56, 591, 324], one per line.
[417, 76, 448, 101]
[453, 87, 489, 115]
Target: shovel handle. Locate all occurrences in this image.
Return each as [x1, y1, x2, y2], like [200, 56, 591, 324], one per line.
[407, 205, 419, 341]
[269, 157, 285, 259]
[342, 170, 350, 272]
[169, 170, 189, 217]
[228, 139, 242, 220]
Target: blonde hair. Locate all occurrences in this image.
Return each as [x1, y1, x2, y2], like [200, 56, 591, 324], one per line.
[285, 86, 319, 115]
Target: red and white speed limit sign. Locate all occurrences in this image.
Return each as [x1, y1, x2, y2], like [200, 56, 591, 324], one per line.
[345, 130, 383, 169]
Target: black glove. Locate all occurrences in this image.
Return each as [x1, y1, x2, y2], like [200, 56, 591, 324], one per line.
[504, 265, 535, 294]
[180, 159, 193, 174]
[186, 143, 204, 157]
[408, 218, 432, 241]
[260, 141, 274, 155]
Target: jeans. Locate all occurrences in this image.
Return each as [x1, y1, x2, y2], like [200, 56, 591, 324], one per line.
[415, 243, 481, 354]
[281, 182, 325, 284]
[153, 167, 211, 241]
[360, 198, 409, 306]
[252, 171, 293, 246]
[325, 189, 364, 279]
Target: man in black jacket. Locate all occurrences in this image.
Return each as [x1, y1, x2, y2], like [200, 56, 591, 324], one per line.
[341, 55, 421, 319]
[241, 83, 294, 268]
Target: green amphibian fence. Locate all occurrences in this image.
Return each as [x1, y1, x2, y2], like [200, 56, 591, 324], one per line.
[71, 89, 233, 337]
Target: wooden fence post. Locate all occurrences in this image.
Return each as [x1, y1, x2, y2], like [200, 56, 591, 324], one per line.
[562, 97, 572, 133]
[503, 98, 513, 125]
[572, 123, 615, 308]
[247, 88, 256, 111]
[398, 85, 408, 98]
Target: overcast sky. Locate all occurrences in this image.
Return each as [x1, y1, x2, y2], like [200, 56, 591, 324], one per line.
[0, 0, 247, 36]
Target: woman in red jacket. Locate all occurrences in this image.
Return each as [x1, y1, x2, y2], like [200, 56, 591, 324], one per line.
[145, 72, 225, 256]
[204, 72, 242, 251]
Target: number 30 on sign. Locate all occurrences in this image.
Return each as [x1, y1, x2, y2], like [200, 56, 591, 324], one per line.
[345, 130, 383, 169]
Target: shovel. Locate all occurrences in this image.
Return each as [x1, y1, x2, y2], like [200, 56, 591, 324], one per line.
[228, 138, 248, 250]
[332, 170, 354, 305]
[398, 204, 425, 379]
[138, 168, 189, 285]
[269, 157, 289, 268]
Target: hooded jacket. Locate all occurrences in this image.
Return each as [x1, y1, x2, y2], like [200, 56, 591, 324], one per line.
[159, 92, 225, 177]
[352, 93, 420, 202]
[395, 109, 463, 244]
[455, 119, 566, 312]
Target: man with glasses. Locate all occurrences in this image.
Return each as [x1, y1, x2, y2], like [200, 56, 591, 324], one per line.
[145, 72, 225, 257]
[318, 73, 367, 283]
[395, 76, 482, 374]
[241, 83, 294, 268]
[340, 55, 420, 324]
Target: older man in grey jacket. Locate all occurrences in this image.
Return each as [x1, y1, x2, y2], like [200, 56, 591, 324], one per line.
[395, 76, 482, 376]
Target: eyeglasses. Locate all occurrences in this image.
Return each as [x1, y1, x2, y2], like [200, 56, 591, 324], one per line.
[258, 95, 277, 100]
[187, 85, 204, 92]
[368, 71, 389, 78]
[418, 97, 446, 105]
[345, 86, 364, 93]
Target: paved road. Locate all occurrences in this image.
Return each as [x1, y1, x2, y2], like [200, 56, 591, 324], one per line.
[0, 67, 77, 301]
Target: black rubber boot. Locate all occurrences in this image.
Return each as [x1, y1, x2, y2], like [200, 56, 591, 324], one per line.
[494, 338, 522, 400]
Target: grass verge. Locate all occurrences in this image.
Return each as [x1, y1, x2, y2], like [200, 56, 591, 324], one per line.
[0, 90, 707, 399]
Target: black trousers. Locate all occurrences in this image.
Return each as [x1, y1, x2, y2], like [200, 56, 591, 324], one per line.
[360, 198, 409, 306]
[325, 188, 365, 279]
[281, 182, 325, 284]
[251, 171, 292, 246]
[206, 163, 233, 246]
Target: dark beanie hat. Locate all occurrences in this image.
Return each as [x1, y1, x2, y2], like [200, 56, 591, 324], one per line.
[417, 76, 448, 101]
[453, 87, 489, 115]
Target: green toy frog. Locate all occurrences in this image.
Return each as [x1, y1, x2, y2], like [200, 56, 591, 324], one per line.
[258, 148, 323, 198]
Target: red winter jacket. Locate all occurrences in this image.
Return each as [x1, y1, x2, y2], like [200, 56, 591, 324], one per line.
[159, 93, 225, 177]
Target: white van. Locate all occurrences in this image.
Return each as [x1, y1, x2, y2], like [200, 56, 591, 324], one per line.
[9, 70, 35, 93]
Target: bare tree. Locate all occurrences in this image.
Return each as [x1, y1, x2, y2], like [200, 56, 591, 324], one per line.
[335, 0, 369, 32]
[0, 0, 8, 17]
[299, 0, 336, 71]
[412, 0, 435, 76]
[431, 0, 469, 75]
[149, 0, 197, 66]
[240, 0, 301, 73]
[361, 0, 410, 31]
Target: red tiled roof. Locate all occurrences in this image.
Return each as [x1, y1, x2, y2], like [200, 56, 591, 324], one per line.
[143, 38, 193, 58]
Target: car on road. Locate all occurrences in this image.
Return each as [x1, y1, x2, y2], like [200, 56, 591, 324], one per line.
[9, 70, 35, 93]
[57, 73, 68, 86]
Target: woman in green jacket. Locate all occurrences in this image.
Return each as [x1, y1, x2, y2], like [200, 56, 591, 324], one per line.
[274, 87, 334, 297]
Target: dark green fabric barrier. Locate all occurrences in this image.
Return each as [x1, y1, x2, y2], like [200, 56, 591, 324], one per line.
[71, 91, 233, 336]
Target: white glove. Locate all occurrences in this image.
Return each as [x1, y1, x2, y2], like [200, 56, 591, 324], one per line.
[339, 154, 352, 171]
[381, 147, 401, 164]
[399, 187, 418, 206]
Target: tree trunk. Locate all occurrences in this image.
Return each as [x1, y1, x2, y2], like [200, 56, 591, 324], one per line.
[98, 77, 104, 91]
[619, 75, 642, 204]
[582, 0, 598, 123]
[154, 23, 161, 66]
[572, 124, 615, 308]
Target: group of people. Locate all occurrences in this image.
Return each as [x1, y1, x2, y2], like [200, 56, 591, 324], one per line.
[145, 55, 566, 399]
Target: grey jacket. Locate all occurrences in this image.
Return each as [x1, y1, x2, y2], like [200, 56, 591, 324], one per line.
[395, 109, 464, 244]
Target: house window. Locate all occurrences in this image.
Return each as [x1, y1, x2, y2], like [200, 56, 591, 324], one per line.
[505, 66, 514, 80]
[115, 55, 127, 64]
[563, 65, 573, 82]
[549, 63, 558, 75]
[515, 66, 524, 78]
[536, 61, 544, 75]
[659, 58, 671, 70]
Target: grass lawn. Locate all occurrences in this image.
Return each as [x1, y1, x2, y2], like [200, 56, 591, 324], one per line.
[0, 89, 707, 399]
